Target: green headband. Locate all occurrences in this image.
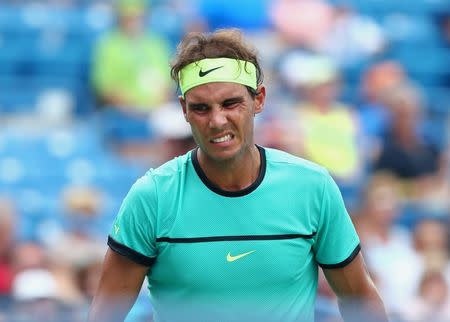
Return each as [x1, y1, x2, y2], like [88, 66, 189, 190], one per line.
[179, 58, 258, 98]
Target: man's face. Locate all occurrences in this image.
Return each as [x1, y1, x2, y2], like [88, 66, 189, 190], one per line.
[180, 82, 265, 163]
[119, 12, 145, 36]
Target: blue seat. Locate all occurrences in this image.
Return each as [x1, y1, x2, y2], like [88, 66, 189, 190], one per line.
[0, 90, 38, 113]
[426, 87, 450, 115]
[0, 75, 94, 115]
[31, 38, 87, 77]
[346, 0, 446, 14]
[0, 6, 23, 34]
[388, 46, 450, 85]
[0, 37, 31, 74]
[71, 5, 113, 38]
[198, 0, 270, 31]
[382, 14, 440, 45]
[340, 83, 360, 106]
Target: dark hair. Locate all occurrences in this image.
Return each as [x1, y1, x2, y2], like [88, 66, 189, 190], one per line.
[170, 29, 264, 97]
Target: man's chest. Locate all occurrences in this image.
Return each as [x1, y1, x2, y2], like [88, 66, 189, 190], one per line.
[149, 194, 318, 291]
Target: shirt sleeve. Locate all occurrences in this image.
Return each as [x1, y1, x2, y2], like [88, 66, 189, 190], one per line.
[313, 173, 360, 269]
[107, 173, 157, 267]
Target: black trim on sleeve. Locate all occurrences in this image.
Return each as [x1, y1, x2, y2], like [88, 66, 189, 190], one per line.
[191, 145, 266, 197]
[317, 244, 361, 269]
[107, 236, 156, 267]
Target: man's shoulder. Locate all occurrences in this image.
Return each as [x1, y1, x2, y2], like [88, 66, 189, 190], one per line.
[264, 147, 329, 177]
[130, 152, 192, 196]
[147, 151, 192, 178]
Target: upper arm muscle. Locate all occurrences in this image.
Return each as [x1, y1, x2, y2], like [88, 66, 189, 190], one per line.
[322, 253, 375, 297]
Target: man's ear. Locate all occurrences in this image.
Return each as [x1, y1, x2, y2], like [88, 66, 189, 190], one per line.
[179, 95, 188, 121]
[254, 85, 266, 115]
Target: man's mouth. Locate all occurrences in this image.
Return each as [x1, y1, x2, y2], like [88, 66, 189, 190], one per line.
[210, 134, 233, 143]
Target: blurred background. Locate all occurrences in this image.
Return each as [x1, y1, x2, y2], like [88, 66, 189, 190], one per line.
[0, 0, 449, 321]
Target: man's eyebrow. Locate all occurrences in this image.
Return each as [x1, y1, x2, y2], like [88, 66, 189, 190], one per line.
[187, 102, 209, 109]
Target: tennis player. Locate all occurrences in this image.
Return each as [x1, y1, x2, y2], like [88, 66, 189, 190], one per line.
[89, 29, 388, 322]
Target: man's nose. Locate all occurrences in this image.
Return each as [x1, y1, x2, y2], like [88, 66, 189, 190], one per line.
[208, 108, 227, 129]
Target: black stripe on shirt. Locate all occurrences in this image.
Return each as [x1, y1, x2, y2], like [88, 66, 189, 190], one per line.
[108, 236, 156, 267]
[157, 233, 317, 243]
[317, 244, 361, 269]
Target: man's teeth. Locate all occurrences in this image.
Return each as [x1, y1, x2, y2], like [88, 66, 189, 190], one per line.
[212, 134, 232, 143]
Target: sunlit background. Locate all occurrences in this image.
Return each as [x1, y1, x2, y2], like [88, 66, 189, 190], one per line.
[0, 0, 449, 321]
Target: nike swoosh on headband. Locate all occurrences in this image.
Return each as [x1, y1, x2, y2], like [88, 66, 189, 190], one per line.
[198, 66, 224, 77]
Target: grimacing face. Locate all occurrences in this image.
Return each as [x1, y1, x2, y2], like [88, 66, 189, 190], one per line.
[179, 82, 265, 164]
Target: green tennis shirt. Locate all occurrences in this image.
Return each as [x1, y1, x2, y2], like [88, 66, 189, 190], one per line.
[108, 146, 360, 322]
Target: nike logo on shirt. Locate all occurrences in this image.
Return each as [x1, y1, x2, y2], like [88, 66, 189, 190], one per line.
[226, 250, 256, 262]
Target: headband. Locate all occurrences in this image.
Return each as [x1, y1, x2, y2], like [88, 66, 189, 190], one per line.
[178, 58, 258, 98]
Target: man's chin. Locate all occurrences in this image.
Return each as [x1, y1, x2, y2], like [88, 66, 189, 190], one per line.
[200, 145, 241, 163]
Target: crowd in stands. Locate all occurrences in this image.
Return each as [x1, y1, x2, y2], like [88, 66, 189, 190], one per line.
[0, 0, 449, 321]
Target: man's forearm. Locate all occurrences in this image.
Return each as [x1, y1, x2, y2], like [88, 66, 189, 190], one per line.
[337, 295, 389, 322]
[323, 254, 389, 322]
[88, 295, 137, 322]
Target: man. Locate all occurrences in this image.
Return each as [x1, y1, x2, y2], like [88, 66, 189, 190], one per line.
[89, 29, 387, 322]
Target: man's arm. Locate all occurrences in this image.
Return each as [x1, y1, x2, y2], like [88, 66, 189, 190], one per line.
[88, 248, 149, 322]
[323, 253, 388, 322]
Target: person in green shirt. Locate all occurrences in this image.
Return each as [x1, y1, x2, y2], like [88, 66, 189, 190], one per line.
[91, 0, 172, 113]
[89, 29, 388, 322]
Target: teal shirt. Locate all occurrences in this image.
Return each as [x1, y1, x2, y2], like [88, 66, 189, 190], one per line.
[109, 147, 360, 322]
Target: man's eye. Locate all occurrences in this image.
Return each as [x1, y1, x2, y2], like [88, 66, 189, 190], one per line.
[223, 101, 239, 108]
[192, 105, 208, 112]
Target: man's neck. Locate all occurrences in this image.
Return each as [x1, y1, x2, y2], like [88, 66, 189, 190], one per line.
[197, 145, 261, 192]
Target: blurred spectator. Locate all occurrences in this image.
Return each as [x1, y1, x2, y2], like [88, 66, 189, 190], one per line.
[0, 198, 15, 296]
[357, 61, 406, 149]
[12, 242, 49, 274]
[353, 172, 423, 315]
[436, 13, 450, 48]
[12, 270, 58, 302]
[281, 54, 363, 183]
[270, 0, 334, 49]
[13, 237, 84, 308]
[91, 0, 173, 160]
[76, 259, 103, 303]
[435, 13, 450, 87]
[413, 147, 450, 217]
[270, 1, 385, 67]
[11, 269, 65, 322]
[61, 185, 104, 237]
[374, 82, 444, 200]
[45, 234, 107, 316]
[149, 102, 196, 164]
[318, 5, 386, 67]
[91, 0, 172, 113]
[399, 270, 450, 322]
[413, 218, 449, 272]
